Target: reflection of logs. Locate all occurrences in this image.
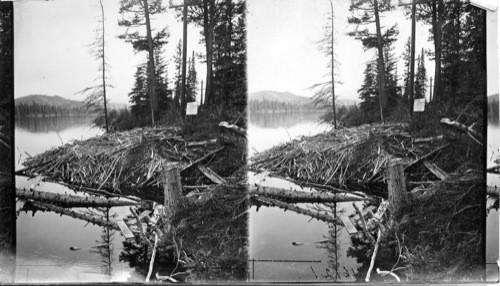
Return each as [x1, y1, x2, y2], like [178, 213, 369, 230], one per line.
[249, 185, 368, 203]
[16, 188, 139, 208]
[250, 196, 342, 225]
[28, 200, 120, 231]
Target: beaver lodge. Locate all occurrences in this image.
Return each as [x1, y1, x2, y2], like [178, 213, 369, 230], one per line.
[249, 121, 484, 282]
[15, 126, 248, 282]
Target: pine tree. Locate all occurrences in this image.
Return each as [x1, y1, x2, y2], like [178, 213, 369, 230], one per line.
[348, 0, 397, 122]
[172, 40, 182, 108]
[186, 51, 198, 103]
[118, 0, 168, 125]
[415, 48, 427, 100]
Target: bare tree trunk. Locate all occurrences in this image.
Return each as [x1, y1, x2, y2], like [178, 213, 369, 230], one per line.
[409, 0, 416, 117]
[17, 188, 139, 208]
[180, 0, 188, 118]
[374, 0, 387, 122]
[99, 0, 109, 133]
[202, 0, 214, 105]
[143, 0, 156, 125]
[432, 0, 443, 102]
[29, 200, 120, 231]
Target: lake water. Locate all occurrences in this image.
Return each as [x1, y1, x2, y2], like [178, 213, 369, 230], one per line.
[487, 123, 500, 281]
[15, 116, 144, 283]
[248, 111, 361, 282]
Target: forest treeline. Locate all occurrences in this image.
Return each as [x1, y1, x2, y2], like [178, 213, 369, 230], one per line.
[315, 0, 486, 129]
[15, 103, 95, 118]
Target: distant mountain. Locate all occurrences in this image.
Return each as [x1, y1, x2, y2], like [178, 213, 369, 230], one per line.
[249, 90, 359, 107]
[16, 94, 128, 110]
[16, 94, 83, 108]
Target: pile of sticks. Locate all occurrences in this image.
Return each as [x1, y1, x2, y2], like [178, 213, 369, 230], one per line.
[17, 127, 222, 193]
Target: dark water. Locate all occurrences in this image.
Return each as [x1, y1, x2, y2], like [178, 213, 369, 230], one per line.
[15, 116, 144, 283]
[248, 112, 361, 282]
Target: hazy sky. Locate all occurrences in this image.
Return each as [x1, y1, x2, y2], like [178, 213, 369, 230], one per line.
[247, 0, 434, 100]
[14, 0, 206, 105]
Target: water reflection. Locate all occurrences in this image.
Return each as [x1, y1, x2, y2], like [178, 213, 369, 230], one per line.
[16, 115, 96, 133]
[249, 111, 322, 129]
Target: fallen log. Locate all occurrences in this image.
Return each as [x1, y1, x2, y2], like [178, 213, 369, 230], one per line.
[440, 118, 483, 145]
[250, 195, 342, 225]
[187, 139, 218, 147]
[27, 201, 120, 231]
[218, 121, 246, 137]
[248, 185, 368, 203]
[15, 173, 141, 202]
[16, 188, 139, 208]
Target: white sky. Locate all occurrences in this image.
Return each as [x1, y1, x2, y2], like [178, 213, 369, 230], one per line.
[14, 0, 206, 105]
[247, 0, 434, 100]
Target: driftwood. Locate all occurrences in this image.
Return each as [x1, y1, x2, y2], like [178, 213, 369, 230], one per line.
[413, 135, 444, 143]
[405, 144, 450, 170]
[197, 164, 227, 185]
[27, 200, 120, 231]
[145, 233, 159, 282]
[218, 121, 246, 137]
[440, 118, 483, 145]
[248, 185, 368, 203]
[186, 139, 218, 147]
[423, 160, 449, 180]
[251, 196, 342, 225]
[352, 203, 376, 243]
[181, 146, 225, 171]
[16, 188, 139, 208]
[365, 229, 382, 282]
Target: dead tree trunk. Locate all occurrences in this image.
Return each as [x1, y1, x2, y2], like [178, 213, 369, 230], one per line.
[248, 185, 368, 203]
[386, 159, 409, 220]
[16, 188, 139, 208]
[162, 163, 182, 226]
[28, 200, 120, 231]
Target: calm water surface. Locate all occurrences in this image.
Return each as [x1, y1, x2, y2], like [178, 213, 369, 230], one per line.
[248, 112, 360, 282]
[15, 116, 144, 283]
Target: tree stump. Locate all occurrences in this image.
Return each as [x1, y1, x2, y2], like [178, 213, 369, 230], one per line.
[162, 163, 182, 225]
[386, 159, 409, 220]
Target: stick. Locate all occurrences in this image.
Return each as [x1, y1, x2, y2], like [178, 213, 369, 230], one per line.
[365, 229, 382, 282]
[145, 233, 159, 282]
[130, 207, 152, 247]
[376, 268, 401, 281]
[440, 118, 483, 145]
[181, 146, 224, 171]
[218, 121, 246, 137]
[352, 203, 376, 243]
